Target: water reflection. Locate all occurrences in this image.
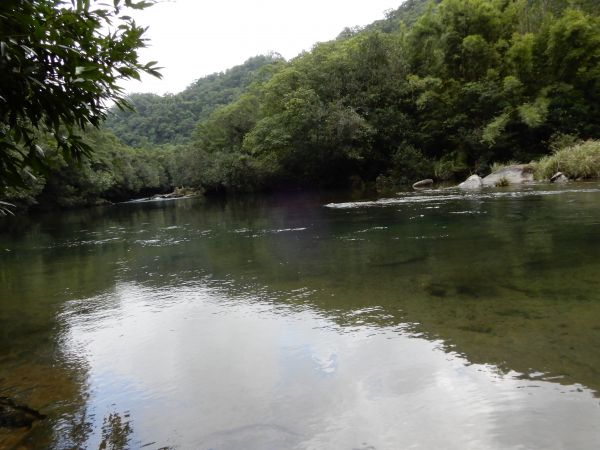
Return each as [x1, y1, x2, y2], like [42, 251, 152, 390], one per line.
[98, 412, 132, 450]
[1, 185, 600, 448]
[59, 280, 600, 449]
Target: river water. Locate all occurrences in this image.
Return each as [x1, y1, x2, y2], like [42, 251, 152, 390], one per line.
[1, 184, 600, 449]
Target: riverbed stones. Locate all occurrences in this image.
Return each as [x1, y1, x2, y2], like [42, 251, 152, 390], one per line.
[458, 174, 483, 189]
[550, 172, 569, 183]
[412, 179, 434, 189]
[482, 164, 534, 187]
[0, 397, 46, 428]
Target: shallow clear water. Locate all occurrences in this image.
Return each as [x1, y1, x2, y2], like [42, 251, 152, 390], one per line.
[1, 184, 600, 449]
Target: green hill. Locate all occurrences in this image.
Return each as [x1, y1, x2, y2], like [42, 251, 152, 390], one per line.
[104, 54, 285, 146]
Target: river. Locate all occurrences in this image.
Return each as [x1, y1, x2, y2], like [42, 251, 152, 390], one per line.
[1, 184, 600, 449]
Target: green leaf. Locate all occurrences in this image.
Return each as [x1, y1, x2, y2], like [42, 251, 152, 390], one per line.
[482, 112, 510, 146]
[517, 97, 549, 128]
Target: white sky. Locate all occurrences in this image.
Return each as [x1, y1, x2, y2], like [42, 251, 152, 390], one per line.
[121, 0, 403, 95]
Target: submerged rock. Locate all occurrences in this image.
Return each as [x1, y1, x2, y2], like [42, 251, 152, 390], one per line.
[458, 174, 483, 189]
[412, 179, 434, 189]
[550, 172, 569, 183]
[482, 164, 534, 187]
[0, 397, 46, 428]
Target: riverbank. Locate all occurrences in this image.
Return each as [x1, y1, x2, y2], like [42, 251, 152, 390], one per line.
[534, 140, 600, 181]
[430, 140, 600, 191]
[2, 140, 599, 217]
[488, 140, 600, 185]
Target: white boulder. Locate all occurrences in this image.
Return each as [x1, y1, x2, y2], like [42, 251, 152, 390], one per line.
[458, 174, 483, 189]
[482, 164, 534, 187]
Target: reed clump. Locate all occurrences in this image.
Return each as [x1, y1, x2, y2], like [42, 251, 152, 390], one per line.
[533, 140, 600, 180]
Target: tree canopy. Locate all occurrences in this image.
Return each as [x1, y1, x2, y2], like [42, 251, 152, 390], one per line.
[105, 54, 285, 146]
[0, 0, 160, 192]
[168, 0, 599, 193]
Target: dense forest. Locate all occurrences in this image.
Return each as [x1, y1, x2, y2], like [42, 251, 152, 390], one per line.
[105, 54, 286, 146]
[3, 0, 599, 209]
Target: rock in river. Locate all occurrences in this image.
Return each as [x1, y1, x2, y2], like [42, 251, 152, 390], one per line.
[412, 179, 434, 189]
[550, 172, 569, 183]
[458, 174, 483, 189]
[0, 397, 46, 428]
[482, 164, 534, 187]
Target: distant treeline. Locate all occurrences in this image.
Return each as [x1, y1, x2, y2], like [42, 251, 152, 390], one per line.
[5, 0, 599, 209]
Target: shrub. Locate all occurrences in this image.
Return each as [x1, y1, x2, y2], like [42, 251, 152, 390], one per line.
[534, 140, 600, 180]
[386, 146, 433, 186]
[434, 152, 469, 181]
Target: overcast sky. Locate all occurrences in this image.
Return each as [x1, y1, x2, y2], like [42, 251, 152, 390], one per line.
[122, 0, 403, 95]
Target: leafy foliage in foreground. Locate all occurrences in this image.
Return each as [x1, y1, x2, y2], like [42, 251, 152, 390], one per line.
[0, 0, 160, 192]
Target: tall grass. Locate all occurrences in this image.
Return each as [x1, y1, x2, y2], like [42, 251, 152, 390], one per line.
[533, 140, 600, 180]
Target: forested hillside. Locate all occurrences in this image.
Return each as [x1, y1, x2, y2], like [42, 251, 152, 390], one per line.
[3, 0, 599, 209]
[105, 54, 285, 146]
[172, 0, 599, 191]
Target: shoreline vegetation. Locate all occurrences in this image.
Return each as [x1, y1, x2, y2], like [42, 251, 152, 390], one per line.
[448, 139, 600, 190]
[411, 139, 600, 190]
[3, 139, 598, 216]
[1, 0, 599, 214]
[534, 140, 600, 181]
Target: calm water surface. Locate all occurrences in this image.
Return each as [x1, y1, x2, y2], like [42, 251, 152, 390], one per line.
[1, 184, 600, 449]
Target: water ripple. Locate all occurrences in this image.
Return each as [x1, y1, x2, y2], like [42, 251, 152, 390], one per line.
[325, 187, 600, 209]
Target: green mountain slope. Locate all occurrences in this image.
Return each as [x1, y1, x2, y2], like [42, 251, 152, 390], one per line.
[104, 54, 285, 146]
